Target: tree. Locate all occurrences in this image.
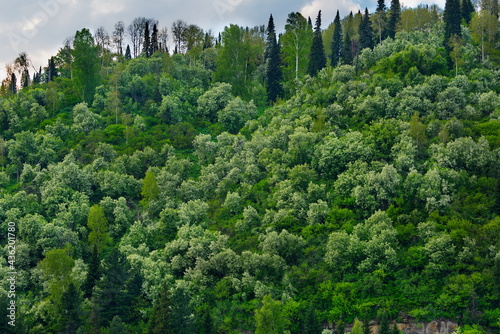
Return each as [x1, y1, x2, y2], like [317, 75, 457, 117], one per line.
[255, 295, 287, 334]
[148, 283, 174, 334]
[392, 322, 400, 334]
[141, 169, 159, 206]
[308, 11, 327, 76]
[387, 0, 401, 39]
[83, 244, 101, 298]
[359, 8, 374, 50]
[125, 45, 132, 60]
[47, 56, 58, 82]
[331, 10, 343, 67]
[87, 204, 111, 253]
[218, 97, 257, 134]
[470, 10, 498, 62]
[461, 0, 475, 24]
[172, 20, 188, 53]
[352, 318, 364, 334]
[265, 14, 283, 102]
[108, 316, 128, 334]
[379, 313, 391, 334]
[444, 0, 462, 49]
[362, 318, 371, 334]
[281, 12, 313, 80]
[373, 0, 387, 43]
[113, 21, 125, 55]
[151, 23, 159, 54]
[9, 73, 16, 94]
[302, 303, 322, 334]
[143, 22, 151, 57]
[59, 282, 82, 334]
[73, 28, 101, 102]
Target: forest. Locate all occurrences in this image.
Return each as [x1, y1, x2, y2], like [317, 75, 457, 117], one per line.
[0, 0, 500, 333]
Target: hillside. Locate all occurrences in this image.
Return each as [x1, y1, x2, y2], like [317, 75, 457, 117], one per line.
[0, 2, 500, 334]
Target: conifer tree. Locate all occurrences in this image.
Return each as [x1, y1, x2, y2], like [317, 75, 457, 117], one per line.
[308, 10, 327, 76]
[392, 321, 400, 334]
[125, 45, 132, 60]
[302, 303, 322, 334]
[151, 23, 159, 54]
[9, 73, 16, 95]
[362, 318, 371, 334]
[108, 316, 128, 334]
[342, 30, 353, 65]
[265, 14, 283, 102]
[149, 283, 174, 334]
[331, 10, 343, 67]
[444, 0, 462, 47]
[387, 0, 401, 39]
[143, 22, 151, 57]
[47, 56, 58, 82]
[461, 0, 475, 24]
[59, 282, 82, 334]
[359, 8, 374, 50]
[83, 244, 101, 298]
[21, 68, 30, 88]
[197, 306, 214, 334]
[308, 16, 313, 27]
[379, 313, 391, 334]
[337, 320, 346, 334]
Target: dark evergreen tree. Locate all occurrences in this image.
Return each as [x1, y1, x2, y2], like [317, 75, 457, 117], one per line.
[59, 282, 82, 334]
[444, 0, 462, 47]
[308, 16, 313, 28]
[392, 321, 400, 334]
[10, 73, 17, 94]
[336, 320, 346, 334]
[171, 287, 195, 334]
[203, 32, 213, 49]
[379, 313, 391, 334]
[143, 22, 151, 57]
[363, 318, 371, 334]
[494, 253, 500, 300]
[302, 303, 322, 334]
[108, 316, 128, 334]
[461, 0, 475, 24]
[125, 44, 132, 60]
[21, 68, 30, 88]
[93, 248, 131, 326]
[151, 23, 159, 54]
[265, 14, 283, 102]
[148, 283, 174, 334]
[331, 10, 343, 67]
[197, 305, 214, 334]
[377, 0, 386, 11]
[83, 244, 100, 298]
[342, 31, 353, 65]
[308, 10, 327, 76]
[47, 56, 58, 82]
[387, 0, 401, 39]
[359, 8, 374, 50]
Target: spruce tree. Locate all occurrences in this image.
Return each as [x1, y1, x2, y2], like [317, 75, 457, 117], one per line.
[308, 10, 327, 76]
[59, 282, 82, 334]
[302, 303, 322, 334]
[47, 56, 57, 82]
[331, 10, 343, 67]
[125, 45, 132, 60]
[342, 31, 353, 65]
[148, 283, 174, 334]
[21, 68, 30, 88]
[336, 320, 346, 334]
[461, 0, 475, 24]
[362, 318, 371, 334]
[265, 14, 283, 102]
[387, 0, 401, 39]
[444, 0, 462, 47]
[359, 8, 374, 50]
[151, 24, 159, 55]
[143, 22, 151, 57]
[392, 321, 400, 334]
[10, 73, 17, 94]
[379, 313, 391, 334]
[83, 244, 101, 298]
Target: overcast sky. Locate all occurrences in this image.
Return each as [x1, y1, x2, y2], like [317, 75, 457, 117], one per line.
[0, 0, 445, 83]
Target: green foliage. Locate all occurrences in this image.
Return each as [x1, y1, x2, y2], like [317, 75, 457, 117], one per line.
[87, 204, 111, 253]
[73, 28, 101, 103]
[255, 295, 288, 334]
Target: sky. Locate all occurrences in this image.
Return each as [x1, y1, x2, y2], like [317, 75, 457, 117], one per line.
[0, 0, 446, 83]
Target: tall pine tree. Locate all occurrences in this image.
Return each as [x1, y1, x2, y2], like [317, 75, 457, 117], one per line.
[151, 24, 159, 55]
[387, 0, 401, 39]
[461, 0, 475, 24]
[125, 45, 132, 60]
[444, 0, 462, 47]
[149, 283, 174, 334]
[374, 0, 387, 43]
[143, 22, 151, 57]
[308, 10, 327, 76]
[265, 14, 283, 102]
[359, 8, 374, 50]
[331, 10, 343, 67]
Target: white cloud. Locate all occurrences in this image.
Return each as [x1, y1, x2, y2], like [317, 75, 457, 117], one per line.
[300, 0, 361, 23]
[90, 0, 126, 17]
